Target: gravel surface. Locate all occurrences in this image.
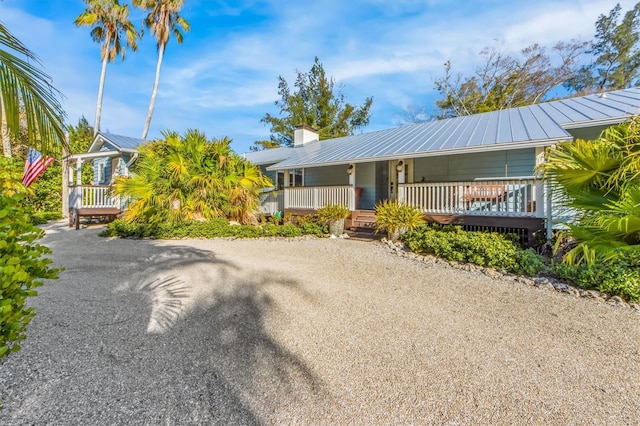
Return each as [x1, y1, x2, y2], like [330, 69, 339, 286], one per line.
[1, 220, 639, 425]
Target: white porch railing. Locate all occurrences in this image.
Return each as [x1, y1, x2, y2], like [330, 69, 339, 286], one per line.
[399, 177, 541, 217]
[69, 185, 122, 209]
[284, 185, 356, 210]
[259, 190, 284, 215]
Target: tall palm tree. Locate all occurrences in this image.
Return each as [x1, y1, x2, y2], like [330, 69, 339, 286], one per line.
[0, 22, 65, 157]
[133, 0, 189, 140]
[75, 0, 138, 136]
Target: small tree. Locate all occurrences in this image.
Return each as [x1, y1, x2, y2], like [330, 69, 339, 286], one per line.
[114, 130, 272, 225]
[433, 41, 588, 118]
[258, 57, 373, 148]
[566, 2, 640, 93]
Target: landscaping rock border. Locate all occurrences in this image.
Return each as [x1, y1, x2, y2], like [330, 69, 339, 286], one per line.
[382, 238, 640, 314]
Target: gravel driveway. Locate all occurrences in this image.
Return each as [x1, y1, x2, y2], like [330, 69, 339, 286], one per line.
[1, 220, 639, 425]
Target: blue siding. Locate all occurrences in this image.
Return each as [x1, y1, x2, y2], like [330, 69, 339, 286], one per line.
[92, 157, 111, 185]
[413, 148, 535, 182]
[304, 165, 349, 186]
[354, 162, 376, 210]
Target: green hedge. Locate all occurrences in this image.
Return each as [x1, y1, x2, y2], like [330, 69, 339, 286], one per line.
[402, 225, 545, 276]
[0, 192, 60, 360]
[553, 260, 640, 302]
[100, 218, 327, 239]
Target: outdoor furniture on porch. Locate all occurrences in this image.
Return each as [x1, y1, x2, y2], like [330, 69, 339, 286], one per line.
[68, 185, 123, 229]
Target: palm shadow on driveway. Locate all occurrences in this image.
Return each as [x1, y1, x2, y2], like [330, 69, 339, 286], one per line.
[0, 223, 327, 425]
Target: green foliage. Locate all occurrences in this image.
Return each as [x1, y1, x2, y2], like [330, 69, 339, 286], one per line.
[113, 130, 273, 226]
[374, 199, 425, 240]
[317, 203, 350, 223]
[258, 57, 373, 148]
[566, 2, 640, 92]
[402, 225, 545, 275]
[540, 116, 640, 265]
[433, 41, 588, 119]
[297, 220, 326, 237]
[553, 256, 640, 302]
[102, 217, 309, 239]
[0, 190, 60, 360]
[30, 211, 62, 225]
[75, 0, 139, 134]
[0, 21, 66, 156]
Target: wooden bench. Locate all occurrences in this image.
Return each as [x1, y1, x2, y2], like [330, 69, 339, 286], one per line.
[463, 185, 507, 202]
[69, 207, 121, 229]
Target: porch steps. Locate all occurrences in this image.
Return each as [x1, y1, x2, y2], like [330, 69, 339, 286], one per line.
[348, 209, 377, 230]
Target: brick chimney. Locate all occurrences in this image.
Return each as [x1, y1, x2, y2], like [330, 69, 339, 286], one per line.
[293, 125, 319, 147]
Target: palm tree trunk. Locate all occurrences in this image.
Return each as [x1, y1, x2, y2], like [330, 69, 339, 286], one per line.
[0, 92, 11, 157]
[141, 44, 165, 140]
[94, 53, 109, 137]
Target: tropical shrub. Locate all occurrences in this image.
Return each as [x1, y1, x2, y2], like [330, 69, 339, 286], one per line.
[402, 225, 545, 275]
[0, 191, 60, 360]
[552, 256, 640, 301]
[317, 204, 350, 222]
[113, 130, 273, 226]
[540, 117, 640, 265]
[374, 199, 425, 240]
[102, 217, 307, 239]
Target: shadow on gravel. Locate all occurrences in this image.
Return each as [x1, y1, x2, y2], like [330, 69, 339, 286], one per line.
[0, 223, 324, 424]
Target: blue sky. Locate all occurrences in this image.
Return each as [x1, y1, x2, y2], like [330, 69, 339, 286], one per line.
[1, 0, 637, 153]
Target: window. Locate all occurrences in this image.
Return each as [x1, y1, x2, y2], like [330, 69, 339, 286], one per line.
[98, 162, 105, 183]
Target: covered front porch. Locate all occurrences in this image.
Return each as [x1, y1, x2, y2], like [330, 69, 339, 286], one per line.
[260, 151, 549, 244]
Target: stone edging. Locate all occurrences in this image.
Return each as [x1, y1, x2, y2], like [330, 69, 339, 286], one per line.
[381, 239, 640, 315]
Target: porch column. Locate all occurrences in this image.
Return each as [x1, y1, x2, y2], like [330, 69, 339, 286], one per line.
[283, 169, 290, 187]
[348, 163, 356, 186]
[397, 160, 406, 204]
[76, 158, 82, 185]
[283, 169, 290, 210]
[347, 164, 356, 210]
[535, 147, 552, 240]
[61, 140, 69, 218]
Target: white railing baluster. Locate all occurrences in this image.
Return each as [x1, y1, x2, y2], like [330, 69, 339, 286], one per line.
[398, 177, 538, 217]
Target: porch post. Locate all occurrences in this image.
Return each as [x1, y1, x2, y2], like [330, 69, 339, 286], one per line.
[76, 158, 82, 185]
[283, 169, 290, 210]
[535, 147, 552, 240]
[283, 169, 290, 187]
[348, 163, 356, 186]
[397, 160, 406, 204]
[61, 139, 69, 218]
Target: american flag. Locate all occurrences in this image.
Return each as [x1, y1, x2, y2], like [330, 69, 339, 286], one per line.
[22, 148, 55, 187]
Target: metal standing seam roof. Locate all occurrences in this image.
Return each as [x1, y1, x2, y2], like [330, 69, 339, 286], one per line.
[88, 132, 148, 152]
[253, 87, 640, 170]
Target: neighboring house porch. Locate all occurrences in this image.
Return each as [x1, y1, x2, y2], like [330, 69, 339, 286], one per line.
[66, 132, 147, 228]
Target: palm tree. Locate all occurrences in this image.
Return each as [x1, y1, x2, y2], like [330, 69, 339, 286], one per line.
[133, 0, 190, 140]
[0, 22, 65, 157]
[540, 117, 640, 265]
[114, 130, 272, 225]
[75, 0, 138, 136]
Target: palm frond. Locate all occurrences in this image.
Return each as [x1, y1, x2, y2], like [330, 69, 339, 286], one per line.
[0, 22, 66, 155]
